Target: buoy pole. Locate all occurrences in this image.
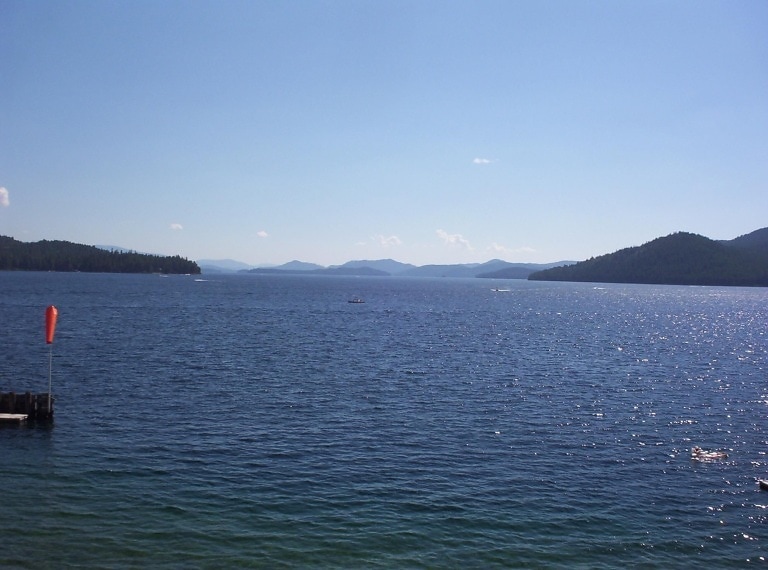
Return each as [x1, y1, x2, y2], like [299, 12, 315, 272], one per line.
[45, 305, 58, 419]
[48, 344, 53, 413]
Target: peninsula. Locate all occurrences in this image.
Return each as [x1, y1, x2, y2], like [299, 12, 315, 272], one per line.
[0, 236, 200, 274]
[529, 228, 768, 287]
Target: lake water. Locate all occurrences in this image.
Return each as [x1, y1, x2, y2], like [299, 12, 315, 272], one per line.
[1, 272, 767, 568]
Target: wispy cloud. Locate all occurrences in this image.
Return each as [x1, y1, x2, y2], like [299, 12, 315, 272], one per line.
[0, 187, 9, 207]
[170, 223, 183, 230]
[436, 229, 473, 250]
[472, 158, 493, 165]
[375, 234, 402, 247]
[257, 230, 269, 238]
[488, 242, 536, 256]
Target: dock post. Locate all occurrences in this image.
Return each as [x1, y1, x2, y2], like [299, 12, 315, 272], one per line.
[40, 393, 54, 421]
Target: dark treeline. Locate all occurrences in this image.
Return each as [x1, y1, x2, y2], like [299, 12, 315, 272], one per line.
[529, 229, 768, 287]
[0, 236, 200, 274]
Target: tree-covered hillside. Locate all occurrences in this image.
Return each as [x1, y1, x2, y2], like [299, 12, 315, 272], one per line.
[0, 236, 200, 274]
[529, 229, 768, 287]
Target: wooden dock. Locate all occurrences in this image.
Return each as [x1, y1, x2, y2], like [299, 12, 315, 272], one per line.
[0, 392, 54, 422]
[0, 413, 29, 423]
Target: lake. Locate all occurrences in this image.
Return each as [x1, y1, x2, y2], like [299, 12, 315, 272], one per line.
[1, 272, 766, 568]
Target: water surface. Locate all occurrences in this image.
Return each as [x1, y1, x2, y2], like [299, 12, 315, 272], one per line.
[1, 273, 766, 568]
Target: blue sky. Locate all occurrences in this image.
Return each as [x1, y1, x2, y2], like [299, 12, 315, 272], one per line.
[1, 1, 766, 267]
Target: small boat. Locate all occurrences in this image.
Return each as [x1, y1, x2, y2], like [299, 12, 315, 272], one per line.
[691, 446, 728, 461]
[348, 297, 365, 304]
[758, 479, 768, 491]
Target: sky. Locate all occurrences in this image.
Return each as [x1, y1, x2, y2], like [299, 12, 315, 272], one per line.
[1, 0, 766, 267]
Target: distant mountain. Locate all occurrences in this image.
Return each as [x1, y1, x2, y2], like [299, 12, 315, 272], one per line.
[334, 259, 417, 275]
[246, 264, 388, 276]
[243, 257, 565, 278]
[400, 259, 510, 278]
[529, 228, 768, 286]
[198, 259, 255, 273]
[277, 260, 325, 271]
[477, 261, 576, 280]
[396, 259, 570, 279]
[319, 266, 389, 276]
[385, 258, 561, 278]
[244, 260, 325, 275]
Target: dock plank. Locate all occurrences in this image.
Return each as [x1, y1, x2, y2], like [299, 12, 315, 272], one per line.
[0, 413, 28, 422]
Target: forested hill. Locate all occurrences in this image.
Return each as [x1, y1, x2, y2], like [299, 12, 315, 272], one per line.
[528, 228, 768, 287]
[0, 236, 200, 274]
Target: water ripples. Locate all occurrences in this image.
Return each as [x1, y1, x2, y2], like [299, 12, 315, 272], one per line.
[1, 274, 767, 567]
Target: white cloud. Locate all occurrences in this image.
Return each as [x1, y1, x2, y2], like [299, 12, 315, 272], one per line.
[436, 229, 473, 250]
[0, 187, 9, 207]
[376, 234, 402, 247]
[257, 230, 269, 238]
[170, 223, 183, 230]
[488, 242, 536, 256]
[473, 158, 492, 165]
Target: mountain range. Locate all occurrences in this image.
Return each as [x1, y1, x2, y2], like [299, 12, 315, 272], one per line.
[201, 227, 768, 286]
[2, 227, 765, 286]
[199, 258, 571, 279]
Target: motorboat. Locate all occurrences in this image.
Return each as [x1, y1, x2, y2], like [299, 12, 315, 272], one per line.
[691, 446, 728, 461]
